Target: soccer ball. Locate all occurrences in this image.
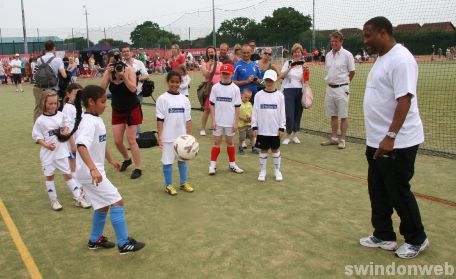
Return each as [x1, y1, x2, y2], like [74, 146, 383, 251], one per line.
[174, 135, 199, 160]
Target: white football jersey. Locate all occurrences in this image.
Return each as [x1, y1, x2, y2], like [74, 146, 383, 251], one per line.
[75, 113, 107, 183]
[62, 103, 76, 131]
[209, 82, 241, 127]
[156, 92, 192, 143]
[252, 89, 286, 136]
[32, 111, 70, 166]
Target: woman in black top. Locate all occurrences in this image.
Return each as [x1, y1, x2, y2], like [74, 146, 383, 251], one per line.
[100, 53, 142, 179]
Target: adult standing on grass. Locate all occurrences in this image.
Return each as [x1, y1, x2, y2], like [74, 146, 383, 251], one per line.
[170, 44, 186, 71]
[256, 47, 278, 92]
[359, 16, 429, 259]
[233, 44, 261, 100]
[218, 43, 233, 65]
[10, 54, 24, 92]
[321, 31, 355, 149]
[33, 40, 68, 122]
[100, 51, 143, 179]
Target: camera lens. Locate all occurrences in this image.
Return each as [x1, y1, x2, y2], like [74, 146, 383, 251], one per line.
[115, 64, 124, 72]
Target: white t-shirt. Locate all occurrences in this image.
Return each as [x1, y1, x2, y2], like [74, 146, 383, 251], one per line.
[75, 114, 107, 183]
[281, 61, 304, 89]
[363, 44, 424, 149]
[127, 58, 148, 95]
[209, 82, 242, 127]
[62, 103, 76, 131]
[32, 112, 69, 166]
[325, 47, 355, 85]
[10, 59, 22, 74]
[179, 75, 191, 97]
[0, 65, 4, 76]
[252, 89, 286, 136]
[156, 92, 192, 143]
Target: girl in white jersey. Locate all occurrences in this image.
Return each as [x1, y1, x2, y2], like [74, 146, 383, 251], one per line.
[75, 85, 145, 254]
[156, 71, 194, 196]
[32, 92, 91, 211]
[252, 70, 286, 182]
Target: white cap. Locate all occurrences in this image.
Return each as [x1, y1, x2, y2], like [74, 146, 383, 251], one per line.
[263, 69, 277, 81]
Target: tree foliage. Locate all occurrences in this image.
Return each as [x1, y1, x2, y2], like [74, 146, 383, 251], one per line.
[64, 37, 94, 50]
[130, 21, 180, 48]
[98, 38, 130, 48]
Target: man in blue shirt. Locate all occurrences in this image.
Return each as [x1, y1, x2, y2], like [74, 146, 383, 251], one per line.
[233, 44, 261, 101]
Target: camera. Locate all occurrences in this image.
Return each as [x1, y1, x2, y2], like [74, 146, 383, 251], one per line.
[109, 49, 126, 73]
[290, 60, 305, 67]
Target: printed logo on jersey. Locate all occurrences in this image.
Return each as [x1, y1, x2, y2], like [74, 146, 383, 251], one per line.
[48, 128, 60, 137]
[260, 104, 278, 109]
[168, 108, 185, 113]
[99, 134, 107, 142]
[216, 97, 233, 102]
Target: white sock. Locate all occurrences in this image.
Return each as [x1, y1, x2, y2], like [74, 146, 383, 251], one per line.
[45, 181, 57, 200]
[272, 151, 281, 171]
[210, 161, 217, 168]
[71, 173, 84, 191]
[259, 153, 268, 172]
[66, 179, 81, 199]
[229, 162, 236, 167]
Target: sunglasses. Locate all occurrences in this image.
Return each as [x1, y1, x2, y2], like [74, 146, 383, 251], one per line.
[263, 52, 272, 56]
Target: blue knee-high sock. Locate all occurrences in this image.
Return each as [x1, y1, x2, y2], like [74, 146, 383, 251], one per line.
[110, 206, 129, 247]
[89, 210, 108, 242]
[178, 161, 188, 185]
[163, 164, 173, 186]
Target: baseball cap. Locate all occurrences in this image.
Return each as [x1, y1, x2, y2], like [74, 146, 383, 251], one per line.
[263, 69, 277, 81]
[220, 63, 234, 75]
[15, 53, 20, 57]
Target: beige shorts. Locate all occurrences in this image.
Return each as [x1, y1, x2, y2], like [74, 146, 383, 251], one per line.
[80, 176, 122, 210]
[213, 126, 235, 137]
[42, 158, 71, 177]
[325, 85, 350, 118]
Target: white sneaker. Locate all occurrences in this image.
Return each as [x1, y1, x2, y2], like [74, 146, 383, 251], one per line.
[274, 170, 283, 181]
[208, 165, 216, 175]
[395, 239, 429, 259]
[229, 164, 244, 174]
[292, 137, 301, 144]
[200, 130, 206, 136]
[241, 141, 247, 148]
[258, 171, 266, 182]
[74, 196, 92, 209]
[282, 138, 290, 145]
[359, 235, 398, 251]
[50, 199, 63, 211]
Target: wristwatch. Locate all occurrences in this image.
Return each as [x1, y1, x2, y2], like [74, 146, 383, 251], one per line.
[386, 131, 397, 139]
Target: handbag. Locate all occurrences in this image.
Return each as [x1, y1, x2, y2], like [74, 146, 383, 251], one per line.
[301, 83, 314, 109]
[136, 131, 158, 148]
[197, 61, 217, 108]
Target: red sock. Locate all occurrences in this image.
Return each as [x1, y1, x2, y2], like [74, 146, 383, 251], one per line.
[227, 146, 236, 162]
[211, 146, 221, 161]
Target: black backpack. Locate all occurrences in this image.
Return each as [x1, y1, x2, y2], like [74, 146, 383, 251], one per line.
[136, 131, 158, 148]
[141, 79, 155, 97]
[35, 56, 57, 88]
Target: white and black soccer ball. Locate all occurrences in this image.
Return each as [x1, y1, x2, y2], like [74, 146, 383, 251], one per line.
[174, 134, 199, 160]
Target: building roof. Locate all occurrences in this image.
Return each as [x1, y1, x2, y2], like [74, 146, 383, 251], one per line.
[421, 22, 455, 32]
[339, 28, 363, 37]
[394, 23, 421, 32]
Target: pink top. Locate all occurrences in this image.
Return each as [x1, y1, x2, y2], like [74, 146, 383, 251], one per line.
[203, 61, 222, 85]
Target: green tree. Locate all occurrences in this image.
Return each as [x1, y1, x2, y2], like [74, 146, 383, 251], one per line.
[260, 7, 312, 45]
[64, 37, 94, 51]
[97, 38, 130, 48]
[130, 21, 180, 49]
[216, 17, 259, 45]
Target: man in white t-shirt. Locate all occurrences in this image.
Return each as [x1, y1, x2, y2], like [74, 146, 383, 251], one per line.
[359, 16, 428, 260]
[322, 31, 355, 149]
[10, 54, 23, 92]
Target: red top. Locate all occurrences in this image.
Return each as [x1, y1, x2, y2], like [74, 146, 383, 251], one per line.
[170, 55, 186, 70]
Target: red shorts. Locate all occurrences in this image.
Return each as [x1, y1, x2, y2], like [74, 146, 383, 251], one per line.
[112, 105, 143, 126]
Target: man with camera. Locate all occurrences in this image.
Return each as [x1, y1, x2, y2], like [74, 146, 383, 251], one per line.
[121, 47, 149, 137]
[100, 49, 143, 179]
[321, 31, 355, 149]
[233, 44, 261, 100]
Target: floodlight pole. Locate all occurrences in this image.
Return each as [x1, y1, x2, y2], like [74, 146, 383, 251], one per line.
[83, 5, 89, 48]
[21, 0, 28, 54]
[312, 0, 315, 50]
[212, 0, 216, 47]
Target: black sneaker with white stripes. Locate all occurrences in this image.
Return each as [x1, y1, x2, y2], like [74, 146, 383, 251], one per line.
[88, 235, 115, 249]
[118, 237, 145, 254]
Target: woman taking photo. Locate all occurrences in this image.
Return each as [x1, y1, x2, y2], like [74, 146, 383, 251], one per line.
[279, 43, 307, 145]
[199, 46, 222, 136]
[100, 53, 142, 179]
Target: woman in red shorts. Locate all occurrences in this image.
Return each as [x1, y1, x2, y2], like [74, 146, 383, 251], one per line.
[100, 52, 142, 179]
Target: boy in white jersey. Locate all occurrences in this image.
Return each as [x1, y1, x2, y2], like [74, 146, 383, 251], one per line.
[156, 71, 194, 196]
[252, 70, 286, 181]
[208, 64, 243, 174]
[32, 92, 91, 210]
[75, 85, 145, 254]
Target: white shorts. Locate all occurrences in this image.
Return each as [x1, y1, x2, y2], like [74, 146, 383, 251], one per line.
[80, 176, 122, 210]
[42, 158, 71, 177]
[325, 85, 350, 118]
[213, 126, 235, 137]
[161, 142, 184, 165]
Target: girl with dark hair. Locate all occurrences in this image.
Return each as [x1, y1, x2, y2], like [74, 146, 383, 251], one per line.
[199, 46, 222, 136]
[32, 91, 91, 211]
[75, 85, 145, 254]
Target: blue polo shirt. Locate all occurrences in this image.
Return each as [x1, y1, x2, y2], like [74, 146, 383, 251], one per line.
[233, 59, 260, 94]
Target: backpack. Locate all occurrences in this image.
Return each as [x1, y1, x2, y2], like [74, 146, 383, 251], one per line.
[136, 131, 158, 148]
[141, 79, 155, 97]
[35, 56, 57, 88]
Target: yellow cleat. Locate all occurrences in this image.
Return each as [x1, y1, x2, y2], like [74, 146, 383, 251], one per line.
[165, 185, 178, 196]
[180, 182, 194, 193]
